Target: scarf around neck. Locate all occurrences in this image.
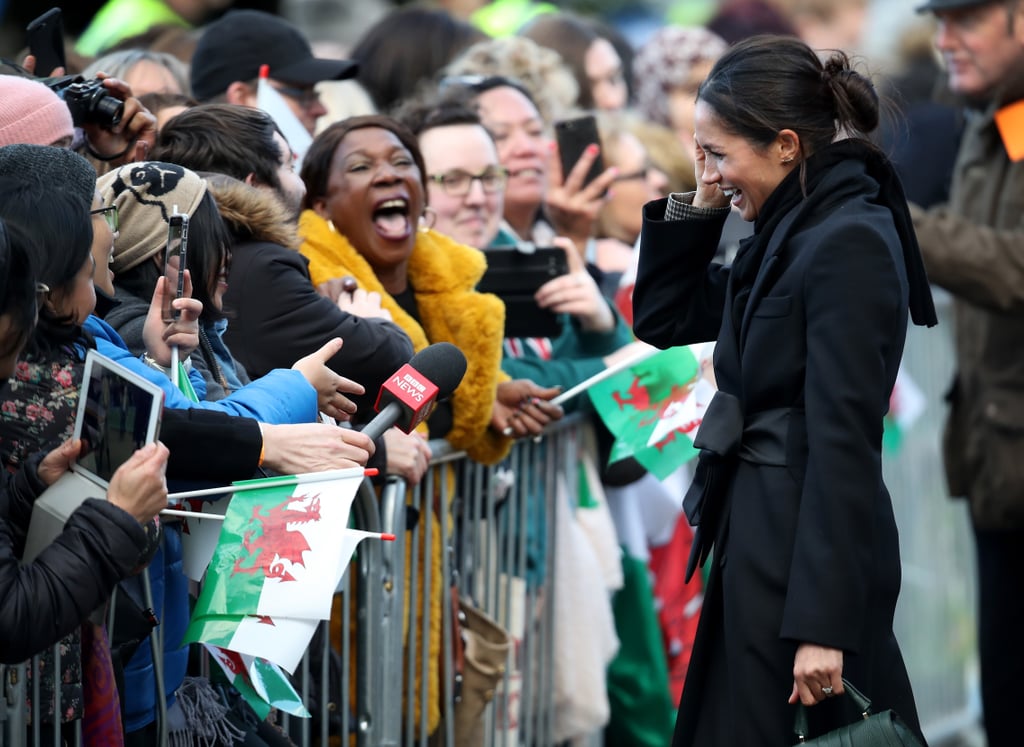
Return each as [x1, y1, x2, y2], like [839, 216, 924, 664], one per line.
[730, 139, 938, 328]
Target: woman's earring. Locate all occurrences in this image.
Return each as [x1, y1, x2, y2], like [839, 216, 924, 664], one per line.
[419, 206, 437, 233]
[327, 219, 339, 234]
[782, 156, 794, 164]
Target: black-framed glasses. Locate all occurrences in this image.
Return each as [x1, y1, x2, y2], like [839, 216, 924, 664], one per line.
[91, 204, 119, 232]
[428, 167, 509, 196]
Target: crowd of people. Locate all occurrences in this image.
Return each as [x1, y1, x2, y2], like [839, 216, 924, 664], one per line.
[0, 0, 1020, 745]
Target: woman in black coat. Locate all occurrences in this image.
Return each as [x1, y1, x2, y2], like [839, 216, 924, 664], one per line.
[632, 36, 937, 745]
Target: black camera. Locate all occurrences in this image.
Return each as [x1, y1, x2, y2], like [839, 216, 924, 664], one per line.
[43, 75, 124, 129]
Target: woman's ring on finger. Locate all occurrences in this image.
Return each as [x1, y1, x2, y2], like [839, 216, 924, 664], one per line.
[822, 686, 833, 696]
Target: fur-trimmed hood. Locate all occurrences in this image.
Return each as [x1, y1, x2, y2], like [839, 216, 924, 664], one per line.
[203, 174, 300, 250]
[299, 210, 513, 466]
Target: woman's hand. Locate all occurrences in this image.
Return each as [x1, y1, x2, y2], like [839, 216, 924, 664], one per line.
[38, 438, 83, 486]
[337, 287, 393, 321]
[291, 338, 362, 421]
[492, 380, 564, 438]
[693, 142, 731, 211]
[144, 273, 202, 366]
[316, 275, 359, 303]
[106, 442, 170, 525]
[260, 422, 375, 473]
[534, 236, 614, 332]
[382, 428, 432, 485]
[544, 142, 617, 254]
[788, 643, 844, 706]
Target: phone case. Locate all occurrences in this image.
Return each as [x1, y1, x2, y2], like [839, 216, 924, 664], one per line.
[162, 214, 190, 322]
[477, 247, 568, 338]
[555, 115, 605, 188]
[26, 8, 65, 76]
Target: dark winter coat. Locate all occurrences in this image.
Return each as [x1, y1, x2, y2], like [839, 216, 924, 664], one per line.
[634, 144, 930, 746]
[0, 452, 149, 664]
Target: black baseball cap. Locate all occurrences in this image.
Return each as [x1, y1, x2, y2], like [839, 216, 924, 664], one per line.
[917, 0, 995, 12]
[190, 10, 358, 101]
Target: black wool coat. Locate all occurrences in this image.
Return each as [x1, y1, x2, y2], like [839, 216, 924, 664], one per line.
[633, 157, 925, 746]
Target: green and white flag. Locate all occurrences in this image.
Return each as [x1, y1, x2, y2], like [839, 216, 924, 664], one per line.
[187, 613, 319, 673]
[194, 471, 364, 621]
[185, 469, 390, 672]
[589, 345, 710, 480]
[205, 644, 310, 720]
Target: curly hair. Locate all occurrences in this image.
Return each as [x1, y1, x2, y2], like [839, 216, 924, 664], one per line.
[444, 36, 578, 124]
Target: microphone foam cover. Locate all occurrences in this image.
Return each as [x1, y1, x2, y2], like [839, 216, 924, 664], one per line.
[409, 342, 467, 400]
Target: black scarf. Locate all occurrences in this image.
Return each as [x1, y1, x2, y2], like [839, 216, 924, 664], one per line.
[728, 139, 938, 328]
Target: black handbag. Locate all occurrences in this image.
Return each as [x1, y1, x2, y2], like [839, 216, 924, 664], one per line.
[793, 679, 925, 746]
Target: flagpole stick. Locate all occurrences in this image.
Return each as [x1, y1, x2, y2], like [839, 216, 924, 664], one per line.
[159, 508, 398, 542]
[166, 467, 379, 502]
[170, 344, 179, 389]
[161, 508, 225, 520]
[551, 344, 662, 406]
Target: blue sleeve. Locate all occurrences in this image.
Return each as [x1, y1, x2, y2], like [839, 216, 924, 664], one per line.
[85, 316, 317, 423]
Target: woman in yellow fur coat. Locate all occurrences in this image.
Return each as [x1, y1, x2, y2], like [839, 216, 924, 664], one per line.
[299, 114, 563, 736]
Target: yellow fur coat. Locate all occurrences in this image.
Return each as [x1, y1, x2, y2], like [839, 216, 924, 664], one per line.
[299, 210, 513, 466]
[301, 211, 513, 736]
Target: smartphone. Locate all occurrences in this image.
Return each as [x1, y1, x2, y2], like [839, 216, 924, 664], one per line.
[26, 8, 66, 76]
[477, 247, 569, 338]
[161, 211, 189, 323]
[554, 115, 605, 189]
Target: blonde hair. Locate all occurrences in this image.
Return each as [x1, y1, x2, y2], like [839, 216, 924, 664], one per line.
[445, 36, 579, 124]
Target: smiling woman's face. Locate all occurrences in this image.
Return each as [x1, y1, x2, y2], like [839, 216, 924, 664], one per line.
[313, 127, 425, 287]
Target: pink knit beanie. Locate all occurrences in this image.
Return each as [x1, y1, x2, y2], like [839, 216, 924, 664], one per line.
[0, 76, 75, 147]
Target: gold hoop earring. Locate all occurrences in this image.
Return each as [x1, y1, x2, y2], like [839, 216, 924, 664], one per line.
[419, 206, 437, 233]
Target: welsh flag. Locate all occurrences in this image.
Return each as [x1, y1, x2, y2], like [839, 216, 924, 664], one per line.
[192, 472, 363, 620]
[883, 365, 926, 453]
[185, 470, 383, 672]
[589, 345, 711, 480]
[206, 644, 310, 720]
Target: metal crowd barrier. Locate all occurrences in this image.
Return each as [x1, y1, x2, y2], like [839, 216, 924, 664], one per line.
[2, 327, 982, 745]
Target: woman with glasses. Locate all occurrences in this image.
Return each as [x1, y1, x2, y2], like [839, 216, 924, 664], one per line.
[402, 97, 642, 396]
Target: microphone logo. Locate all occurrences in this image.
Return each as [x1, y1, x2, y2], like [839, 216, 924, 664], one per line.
[376, 363, 441, 431]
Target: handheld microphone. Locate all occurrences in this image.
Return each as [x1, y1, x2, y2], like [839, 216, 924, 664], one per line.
[360, 342, 468, 441]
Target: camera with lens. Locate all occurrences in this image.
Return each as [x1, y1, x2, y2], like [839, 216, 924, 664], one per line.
[43, 75, 124, 129]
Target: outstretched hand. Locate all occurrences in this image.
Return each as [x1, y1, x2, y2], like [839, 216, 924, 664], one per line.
[291, 338, 363, 421]
[260, 422, 375, 473]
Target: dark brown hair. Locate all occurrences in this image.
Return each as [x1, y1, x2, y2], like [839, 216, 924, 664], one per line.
[698, 35, 879, 159]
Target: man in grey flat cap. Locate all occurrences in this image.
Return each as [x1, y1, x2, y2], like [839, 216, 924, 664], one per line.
[910, 1, 1024, 744]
